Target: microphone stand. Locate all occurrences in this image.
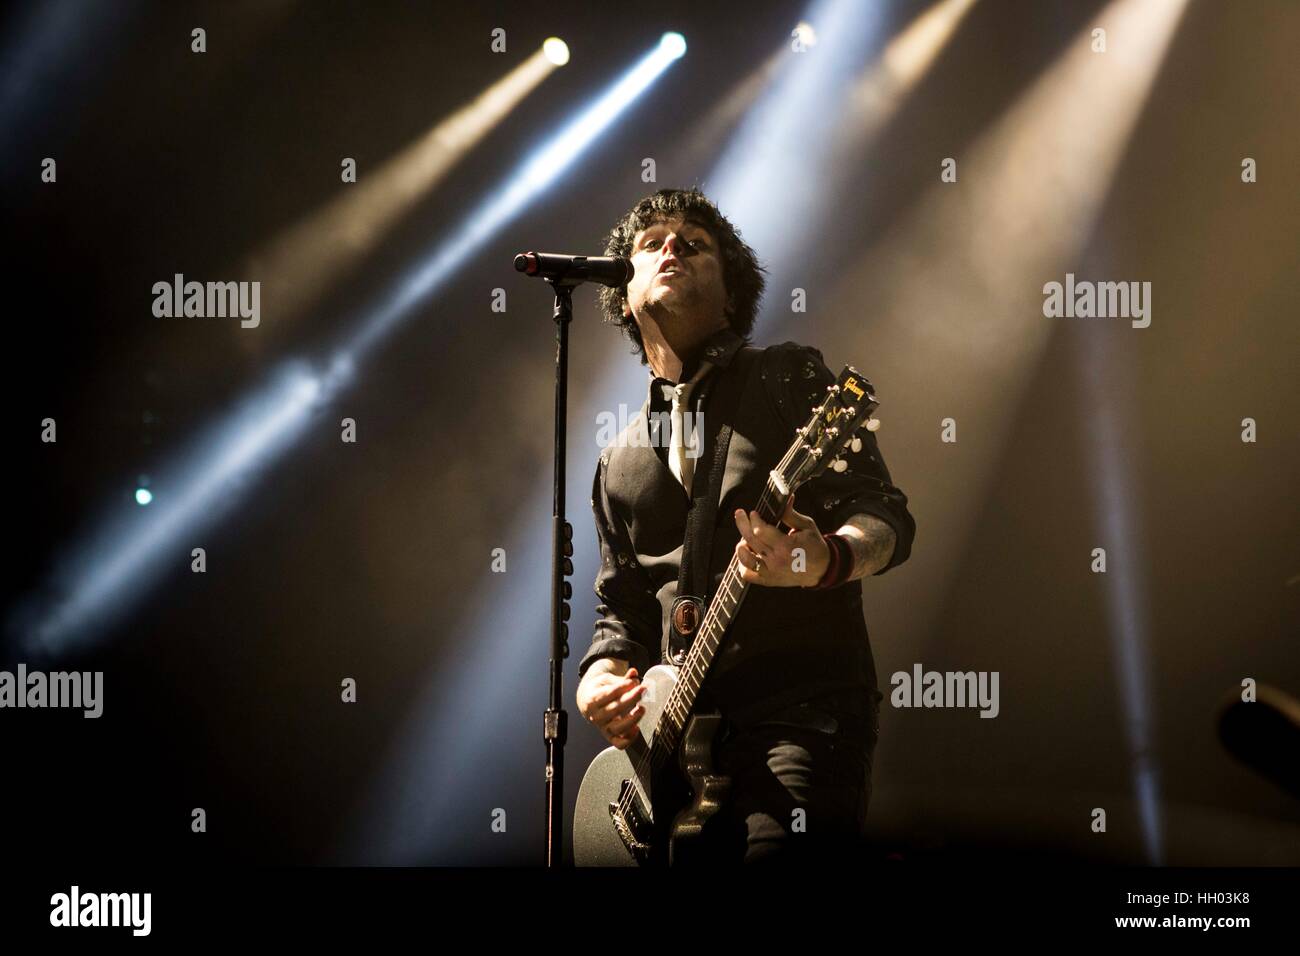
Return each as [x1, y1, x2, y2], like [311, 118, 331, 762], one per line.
[543, 276, 578, 868]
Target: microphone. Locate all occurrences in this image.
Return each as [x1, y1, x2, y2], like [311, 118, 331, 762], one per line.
[1218, 683, 1300, 799]
[514, 252, 633, 288]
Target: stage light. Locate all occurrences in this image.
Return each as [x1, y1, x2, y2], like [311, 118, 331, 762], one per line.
[12, 37, 686, 659]
[660, 32, 687, 59]
[543, 37, 570, 66]
[134, 488, 152, 506]
[793, 21, 817, 49]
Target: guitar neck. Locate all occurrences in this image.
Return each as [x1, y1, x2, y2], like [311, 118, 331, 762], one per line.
[650, 480, 789, 757]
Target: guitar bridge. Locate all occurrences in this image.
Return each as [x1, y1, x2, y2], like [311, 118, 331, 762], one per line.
[609, 779, 654, 862]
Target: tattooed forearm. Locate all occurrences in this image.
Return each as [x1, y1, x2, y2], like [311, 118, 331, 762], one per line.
[836, 514, 896, 581]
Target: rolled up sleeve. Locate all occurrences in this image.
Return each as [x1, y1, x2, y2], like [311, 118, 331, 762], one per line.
[767, 342, 916, 576]
[578, 453, 663, 679]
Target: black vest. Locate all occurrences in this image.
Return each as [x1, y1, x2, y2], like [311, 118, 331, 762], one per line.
[603, 345, 877, 724]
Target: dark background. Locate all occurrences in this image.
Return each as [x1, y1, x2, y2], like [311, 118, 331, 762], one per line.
[3, 0, 1297, 866]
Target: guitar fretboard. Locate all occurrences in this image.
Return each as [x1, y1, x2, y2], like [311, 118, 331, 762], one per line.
[644, 481, 788, 767]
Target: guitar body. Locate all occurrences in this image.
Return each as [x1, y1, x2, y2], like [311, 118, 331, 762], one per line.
[665, 711, 731, 865]
[573, 664, 730, 866]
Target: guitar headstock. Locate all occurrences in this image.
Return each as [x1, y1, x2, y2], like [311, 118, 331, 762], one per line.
[783, 366, 880, 492]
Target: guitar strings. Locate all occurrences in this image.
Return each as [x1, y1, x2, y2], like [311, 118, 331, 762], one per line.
[613, 469, 794, 823]
[653, 413, 822, 740]
[611, 425, 810, 828]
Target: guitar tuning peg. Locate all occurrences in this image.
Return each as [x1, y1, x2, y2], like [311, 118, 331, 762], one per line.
[832, 458, 848, 473]
[850, 437, 863, 453]
[865, 418, 881, 432]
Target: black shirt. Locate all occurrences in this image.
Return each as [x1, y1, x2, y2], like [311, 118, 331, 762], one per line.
[578, 327, 916, 727]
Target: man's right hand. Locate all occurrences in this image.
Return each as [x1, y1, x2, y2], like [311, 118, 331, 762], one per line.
[577, 665, 647, 750]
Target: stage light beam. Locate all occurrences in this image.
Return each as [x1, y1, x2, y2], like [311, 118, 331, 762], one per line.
[845, 0, 978, 144]
[244, 42, 566, 342]
[816, 0, 1190, 863]
[346, 34, 688, 361]
[12, 37, 686, 658]
[705, 0, 889, 333]
[19, 364, 333, 657]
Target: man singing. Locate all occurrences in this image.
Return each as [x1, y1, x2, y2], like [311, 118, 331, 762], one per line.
[575, 188, 916, 864]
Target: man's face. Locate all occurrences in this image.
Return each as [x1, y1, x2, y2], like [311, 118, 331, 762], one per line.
[621, 216, 730, 327]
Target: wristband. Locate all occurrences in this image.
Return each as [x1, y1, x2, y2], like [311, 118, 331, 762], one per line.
[810, 533, 854, 590]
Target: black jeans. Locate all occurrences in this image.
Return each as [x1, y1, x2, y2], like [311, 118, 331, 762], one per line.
[683, 687, 882, 865]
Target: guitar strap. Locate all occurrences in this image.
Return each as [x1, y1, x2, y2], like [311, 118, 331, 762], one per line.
[667, 346, 761, 663]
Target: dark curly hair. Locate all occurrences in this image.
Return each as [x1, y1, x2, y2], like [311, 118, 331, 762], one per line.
[598, 187, 766, 364]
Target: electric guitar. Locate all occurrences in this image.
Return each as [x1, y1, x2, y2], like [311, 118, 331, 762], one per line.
[573, 366, 880, 866]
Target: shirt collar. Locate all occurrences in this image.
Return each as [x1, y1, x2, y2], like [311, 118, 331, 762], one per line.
[693, 326, 746, 371]
[648, 361, 710, 409]
[644, 326, 746, 397]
